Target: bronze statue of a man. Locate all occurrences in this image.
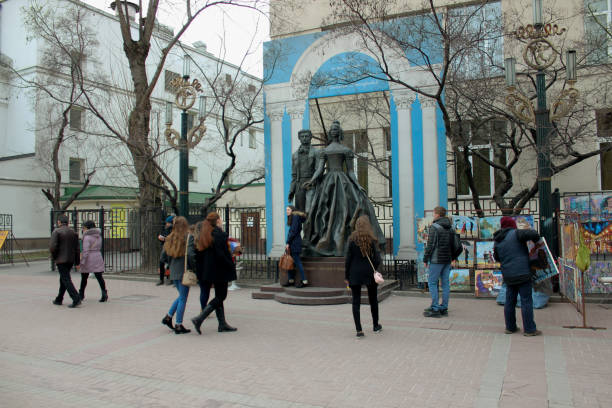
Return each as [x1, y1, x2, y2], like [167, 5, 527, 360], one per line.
[288, 129, 319, 213]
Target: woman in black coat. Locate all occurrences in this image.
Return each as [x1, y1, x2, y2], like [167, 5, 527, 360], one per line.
[190, 212, 238, 334]
[284, 206, 308, 287]
[345, 215, 382, 338]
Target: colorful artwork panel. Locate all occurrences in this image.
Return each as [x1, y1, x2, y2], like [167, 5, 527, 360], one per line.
[583, 261, 612, 294]
[452, 216, 479, 239]
[456, 240, 475, 267]
[561, 223, 578, 260]
[476, 241, 500, 269]
[478, 216, 501, 239]
[416, 251, 428, 283]
[559, 259, 577, 304]
[563, 194, 612, 221]
[527, 238, 560, 283]
[449, 269, 471, 291]
[417, 217, 434, 244]
[474, 270, 503, 297]
[579, 221, 612, 255]
[514, 215, 534, 229]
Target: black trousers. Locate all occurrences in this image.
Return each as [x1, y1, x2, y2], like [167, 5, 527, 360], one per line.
[199, 280, 229, 309]
[349, 283, 379, 332]
[79, 272, 106, 295]
[56, 263, 79, 302]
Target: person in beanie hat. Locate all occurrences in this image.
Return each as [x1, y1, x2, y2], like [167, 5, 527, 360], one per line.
[493, 216, 542, 336]
[156, 215, 174, 285]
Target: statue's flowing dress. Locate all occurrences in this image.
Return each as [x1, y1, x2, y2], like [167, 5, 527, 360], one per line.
[303, 142, 386, 256]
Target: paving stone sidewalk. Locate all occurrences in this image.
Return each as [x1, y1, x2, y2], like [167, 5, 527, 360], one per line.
[1, 261, 612, 408]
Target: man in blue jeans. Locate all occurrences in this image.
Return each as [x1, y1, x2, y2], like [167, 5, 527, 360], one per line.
[493, 216, 542, 336]
[423, 206, 453, 318]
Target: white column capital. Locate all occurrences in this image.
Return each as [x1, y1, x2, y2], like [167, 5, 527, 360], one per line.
[286, 102, 304, 120]
[420, 97, 437, 109]
[394, 90, 416, 110]
[267, 103, 285, 122]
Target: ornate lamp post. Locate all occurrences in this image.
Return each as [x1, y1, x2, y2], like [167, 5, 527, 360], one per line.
[165, 56, 207, 217]
[504, 0, 579, 250]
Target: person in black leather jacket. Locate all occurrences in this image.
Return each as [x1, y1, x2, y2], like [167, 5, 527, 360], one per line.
[493, 216, 541, 336]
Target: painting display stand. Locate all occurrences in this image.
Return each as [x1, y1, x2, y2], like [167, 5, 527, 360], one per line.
[560, 260, 606, 330]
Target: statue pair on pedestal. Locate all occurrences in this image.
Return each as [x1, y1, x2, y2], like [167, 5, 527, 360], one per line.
[288, 121, 385, 257]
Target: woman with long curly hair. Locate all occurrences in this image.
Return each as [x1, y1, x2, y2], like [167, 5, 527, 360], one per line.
[160, 216, 194, 334]
[344, 215, 382, 338]
[190, 212, 237, 334]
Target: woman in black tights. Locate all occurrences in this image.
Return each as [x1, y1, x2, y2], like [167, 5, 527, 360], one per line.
[344, 215, 382, 338]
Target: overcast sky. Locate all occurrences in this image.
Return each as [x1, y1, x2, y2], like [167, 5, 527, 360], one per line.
[82, 0, 269, 77]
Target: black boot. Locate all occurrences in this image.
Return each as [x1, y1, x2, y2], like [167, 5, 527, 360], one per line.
[99, 290, 108, 303]
[79, 289, 85, 301]
[191, 303, 216, 335]
[216, 306, 237, 332]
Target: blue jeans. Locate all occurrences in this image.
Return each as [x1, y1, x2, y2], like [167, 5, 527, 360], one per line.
[289, 250, 306, 281]
[168, 280, 189, 324]
[505, 280, 536, 333]
[428, 263, 451, 311]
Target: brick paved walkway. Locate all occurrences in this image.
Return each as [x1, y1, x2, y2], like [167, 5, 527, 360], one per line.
[1, 261, 612, 408]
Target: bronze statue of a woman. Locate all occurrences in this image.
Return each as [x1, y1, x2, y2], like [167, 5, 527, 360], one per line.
[302, 121, 386, 256]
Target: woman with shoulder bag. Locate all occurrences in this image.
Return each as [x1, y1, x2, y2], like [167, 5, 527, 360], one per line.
[79, 220, 107, 302]
[344, 215, 383, 338]
[190, 212, 238, 334]
[160, 216, 194, 334]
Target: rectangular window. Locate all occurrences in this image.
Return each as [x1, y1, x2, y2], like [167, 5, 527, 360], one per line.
[452, 120, 506, 197]
[69, 108, 83, 131]
[188, 166, 197, 182]
[249, 129, 256, 149]
[585, 0, 612, 64]
[165, 70, 180, 92]
[225, 74, 232, 84]
[69, 158, 83, 182]
[598, 109, 612, 189]
[187, 111, 196, 130]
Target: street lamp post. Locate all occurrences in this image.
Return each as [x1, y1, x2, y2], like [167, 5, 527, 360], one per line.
[504, 0, 579, 250]
[165, 55, 207, 217]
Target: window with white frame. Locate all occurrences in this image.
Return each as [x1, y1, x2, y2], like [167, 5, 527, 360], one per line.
[453, 120, 507, 197]
[69, 108, 84, 131]
[597, 108, 612, 189]
[69, 158, 84, 182]
[343, 129, 369, 193]
[188, 166, 197, 182]
[249, 129, 256, 149]
[585, 1, 612, 63]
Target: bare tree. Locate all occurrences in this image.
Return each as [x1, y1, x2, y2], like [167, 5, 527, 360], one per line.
[111, 0, 268, 210]
[312, 0, 612, 214]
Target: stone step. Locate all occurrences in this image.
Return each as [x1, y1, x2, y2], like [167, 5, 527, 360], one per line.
[284, 287, 348, 297]
[274, 293, 350, 305]
[251, 291, 275, 300]
[259, 284, 285, 293]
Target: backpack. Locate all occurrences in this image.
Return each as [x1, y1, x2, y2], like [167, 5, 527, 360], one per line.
[432, 222, 463, 260]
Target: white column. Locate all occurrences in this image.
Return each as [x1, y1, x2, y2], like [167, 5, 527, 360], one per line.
[421, 97, 439, 211]
[286, 102, 305, 153]
[267, 104, 286, 257]
[395, 91, 417, 259]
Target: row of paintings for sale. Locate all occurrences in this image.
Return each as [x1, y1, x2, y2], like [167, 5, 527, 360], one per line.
[446, 240, 500, 269]
[416, 265, 504, 297]
[562, 193, 612, 222]
[417, 215, 534, 243]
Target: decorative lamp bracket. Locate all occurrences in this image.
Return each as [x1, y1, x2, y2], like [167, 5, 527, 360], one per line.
[505, 85, 535, 124]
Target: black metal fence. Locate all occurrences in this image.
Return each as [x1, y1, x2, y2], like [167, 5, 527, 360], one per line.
[51, 207, 166, 274]
[0, 213, 13, 265]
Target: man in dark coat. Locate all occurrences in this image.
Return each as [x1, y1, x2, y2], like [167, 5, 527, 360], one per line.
[288, 130, 319, 214]
[49, 214, 81, 308]
[493, 216, 541, 336]
[423, 206, 453, 318]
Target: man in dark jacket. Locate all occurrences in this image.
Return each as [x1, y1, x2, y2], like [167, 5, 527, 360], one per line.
[49, 215, 81, 308]
[423, 206, 453, 318]
[493, 216, 541, 336]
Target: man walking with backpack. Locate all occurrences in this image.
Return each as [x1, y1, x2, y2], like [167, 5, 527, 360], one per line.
[423, 206, 461, 318]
